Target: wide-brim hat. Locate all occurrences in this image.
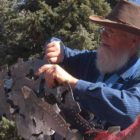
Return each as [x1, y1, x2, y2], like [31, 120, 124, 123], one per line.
[89, 0, 140, 35]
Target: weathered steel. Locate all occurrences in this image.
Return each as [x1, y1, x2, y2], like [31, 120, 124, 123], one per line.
[0, 58, 83, 140]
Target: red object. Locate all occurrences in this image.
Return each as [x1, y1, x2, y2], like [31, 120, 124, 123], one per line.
[94, 115, 140, 140]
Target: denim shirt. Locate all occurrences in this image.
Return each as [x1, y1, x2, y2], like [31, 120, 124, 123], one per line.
[50, 37, 140, 129]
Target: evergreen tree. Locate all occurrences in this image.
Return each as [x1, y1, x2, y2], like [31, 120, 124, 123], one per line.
[0, 117, 23, 140]
[41, 0, 111, 50]
[0, 0, 111, 65]
[106, 0, 118, 8]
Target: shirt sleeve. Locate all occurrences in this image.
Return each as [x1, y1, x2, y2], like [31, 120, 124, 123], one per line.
[73, 79, 140, 129]
[61, 46, 97, 79]
[49, 37, 96, 76]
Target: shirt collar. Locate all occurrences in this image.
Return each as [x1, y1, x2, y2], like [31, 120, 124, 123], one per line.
[117, 56, 140, 81]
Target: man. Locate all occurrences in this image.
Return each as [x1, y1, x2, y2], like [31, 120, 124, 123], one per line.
[38, 0, 140, 130]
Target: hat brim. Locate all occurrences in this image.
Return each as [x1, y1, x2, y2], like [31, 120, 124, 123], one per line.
[89, 15, 140, 35]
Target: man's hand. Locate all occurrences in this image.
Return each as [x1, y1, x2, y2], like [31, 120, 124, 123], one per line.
[45, 41, 63, 64]
[37, 64, 78, 89]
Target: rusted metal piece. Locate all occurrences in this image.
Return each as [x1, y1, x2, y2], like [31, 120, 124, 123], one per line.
[20, 86, 82, 140]
[58, 83, 95, 134]
[0, 58, 83, 139]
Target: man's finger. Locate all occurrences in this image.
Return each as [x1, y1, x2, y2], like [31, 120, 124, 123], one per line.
[44, 68, 55, 88]
[47, 42, 55, 48]
[48, 57, 58, 64]
[36, 64, 53, 75]
[46, 47, 56, 53]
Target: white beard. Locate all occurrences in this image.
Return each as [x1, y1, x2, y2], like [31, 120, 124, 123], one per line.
[96, 45, 130, 74]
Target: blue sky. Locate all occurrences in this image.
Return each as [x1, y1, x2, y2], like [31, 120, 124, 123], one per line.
[135, 0, 140, 4]
[129, 0, 140, 5]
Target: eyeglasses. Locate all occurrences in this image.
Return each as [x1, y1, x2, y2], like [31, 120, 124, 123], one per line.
[99, 27, 119, 38]
[100, 27, 115, 34]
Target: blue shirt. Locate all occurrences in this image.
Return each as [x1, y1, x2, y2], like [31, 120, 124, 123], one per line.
[60, 46, 140, 129]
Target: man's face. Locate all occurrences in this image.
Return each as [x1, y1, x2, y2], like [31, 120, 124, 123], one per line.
[96, 27, 137, 74]
[100, 27, 136, 51]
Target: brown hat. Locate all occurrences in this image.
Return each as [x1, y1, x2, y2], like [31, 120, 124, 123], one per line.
[89, 0, 140, 35]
